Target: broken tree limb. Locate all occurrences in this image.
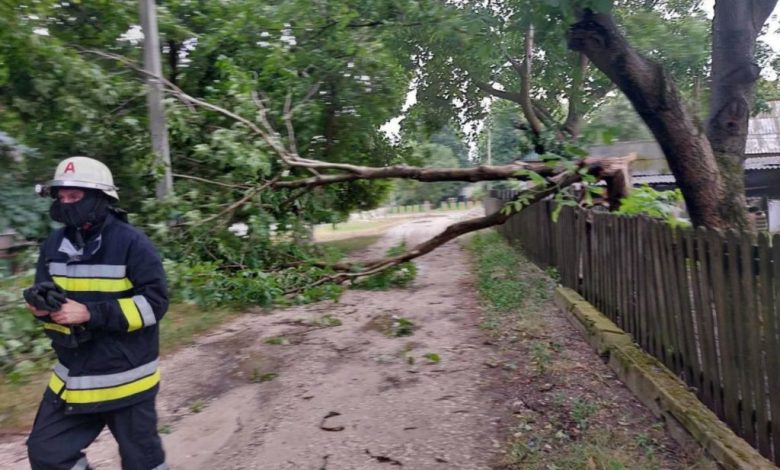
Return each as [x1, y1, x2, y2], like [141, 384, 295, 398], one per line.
[284, 169, 588, 295]
[291, 153, 636, 294]
[272, 161, 563, 189]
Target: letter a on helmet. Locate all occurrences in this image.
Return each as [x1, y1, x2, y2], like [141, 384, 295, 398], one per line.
[50, 156, 119, 200]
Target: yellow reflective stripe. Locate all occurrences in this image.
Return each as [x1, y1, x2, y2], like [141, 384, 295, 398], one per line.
[119, 298, 143, 332]
[53, 276, 133, 292]
[48, 372, 66, 394]
[43, 323, 71, 335]
[61, 369, 160, 404]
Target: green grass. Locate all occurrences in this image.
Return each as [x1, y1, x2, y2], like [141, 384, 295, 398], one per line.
[505, 429, 657, 470]
[313, 218, 406, 239]
[318, 234, 382, 254]
[465, 231, 554, 340]
[464, 231, 713, 470]
[264, 336, 289, 346]
[158, 303, 240, 355]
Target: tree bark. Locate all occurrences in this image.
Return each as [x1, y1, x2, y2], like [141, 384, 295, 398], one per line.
[568, 10, 730, 229]
[561, 53, 589, 139]
[272, 160, 573, 189]
[518, 26, 545, 135]
[706, 0, 778, 229]
[167, 40, 178, 86]
[475, 82, 525, 105]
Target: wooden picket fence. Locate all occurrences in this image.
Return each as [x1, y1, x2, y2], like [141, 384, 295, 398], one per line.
[485, 194, 780, 464]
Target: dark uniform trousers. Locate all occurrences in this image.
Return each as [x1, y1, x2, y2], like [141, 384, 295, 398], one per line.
[27, 393, 166, 470]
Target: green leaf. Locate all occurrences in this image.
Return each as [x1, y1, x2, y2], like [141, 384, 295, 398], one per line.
[423, 352, 441, 363]
[590, 0, 614, 14]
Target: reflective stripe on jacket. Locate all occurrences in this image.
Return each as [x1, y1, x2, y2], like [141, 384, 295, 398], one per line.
[35, 213, 168, 413]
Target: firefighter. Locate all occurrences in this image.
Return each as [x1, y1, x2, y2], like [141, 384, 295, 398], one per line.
[23, 156, 168, 470]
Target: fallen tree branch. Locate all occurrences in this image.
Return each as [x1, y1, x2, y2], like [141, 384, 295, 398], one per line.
[286, 153, 636, 294]
[284, 169, 584, 295]
[200, 178, 278, 226]
[271, 161, 565, 189]
[172, 173, 253, 190]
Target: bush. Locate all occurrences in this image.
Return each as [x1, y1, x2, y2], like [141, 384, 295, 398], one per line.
[164, 259, 344, 309]
[618, 185, 686, 226]
[0, 274, 53, 382]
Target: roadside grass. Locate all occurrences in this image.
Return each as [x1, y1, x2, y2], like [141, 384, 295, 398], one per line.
[465, 231, 554, 342]
[464, 230, 713, 470]
[504, 428, 670, 470]
[0, 374, 48, 434]
[314, 206, 474, 243]
[313, 218, 411, 242]
[318, 234, 382, 255]
[158, 303, 240, 355]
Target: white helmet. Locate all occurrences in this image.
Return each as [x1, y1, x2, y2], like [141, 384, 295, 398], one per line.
[48, 156, 119, 200]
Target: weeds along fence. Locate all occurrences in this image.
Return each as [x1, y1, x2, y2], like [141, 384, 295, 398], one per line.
[485, 193, 780, 464]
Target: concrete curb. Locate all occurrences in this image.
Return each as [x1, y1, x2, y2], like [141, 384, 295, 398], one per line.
[554, 287, 777, 470]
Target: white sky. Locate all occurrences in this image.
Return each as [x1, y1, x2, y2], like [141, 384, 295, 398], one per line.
[702, 0, 780, 51]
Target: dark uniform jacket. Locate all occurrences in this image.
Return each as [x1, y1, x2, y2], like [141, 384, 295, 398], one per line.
[35, 213, 168, 414]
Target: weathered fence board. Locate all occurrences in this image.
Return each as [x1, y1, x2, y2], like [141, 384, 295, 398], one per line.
[484, 195, 780, 464]
[770, 234, 780, 460]
[695, 227, 717, 411]
[755, 233, 772, 456]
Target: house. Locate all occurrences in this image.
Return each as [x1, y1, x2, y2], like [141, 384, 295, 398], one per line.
[588, 101, 780, 231]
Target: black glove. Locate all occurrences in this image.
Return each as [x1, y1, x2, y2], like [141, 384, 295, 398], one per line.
[23, 285, 48, 311]
[23, 282, 67, 311]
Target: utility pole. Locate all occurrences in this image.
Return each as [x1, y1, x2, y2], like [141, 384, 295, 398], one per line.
[139, 0, 173, 199]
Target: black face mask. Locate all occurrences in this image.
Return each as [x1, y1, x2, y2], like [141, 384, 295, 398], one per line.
[50, 189, 110, 229]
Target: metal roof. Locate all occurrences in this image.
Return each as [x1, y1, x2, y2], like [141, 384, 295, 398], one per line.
[588, 101, 780, 178]
[745, 156, 780, 170]
[632, 174, 677, 184]
[746, 101, 780, 155]
[632, 157, 780, 185]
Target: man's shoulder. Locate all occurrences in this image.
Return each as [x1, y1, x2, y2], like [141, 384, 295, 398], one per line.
[106, 217, 157, 249]
[42, 227, 66, 248]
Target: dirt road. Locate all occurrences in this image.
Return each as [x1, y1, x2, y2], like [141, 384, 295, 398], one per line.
[0, 210, 706, 469]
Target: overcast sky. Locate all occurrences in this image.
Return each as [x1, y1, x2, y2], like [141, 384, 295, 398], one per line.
[701, 0, 780, 50]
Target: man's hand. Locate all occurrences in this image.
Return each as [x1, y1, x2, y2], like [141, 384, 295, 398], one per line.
[50, 300, 91, 325]
[26, 304, 50, 318]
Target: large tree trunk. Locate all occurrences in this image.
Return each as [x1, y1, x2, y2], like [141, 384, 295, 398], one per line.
[568, 10, 732, 229]
[707, 0, 778, 229]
